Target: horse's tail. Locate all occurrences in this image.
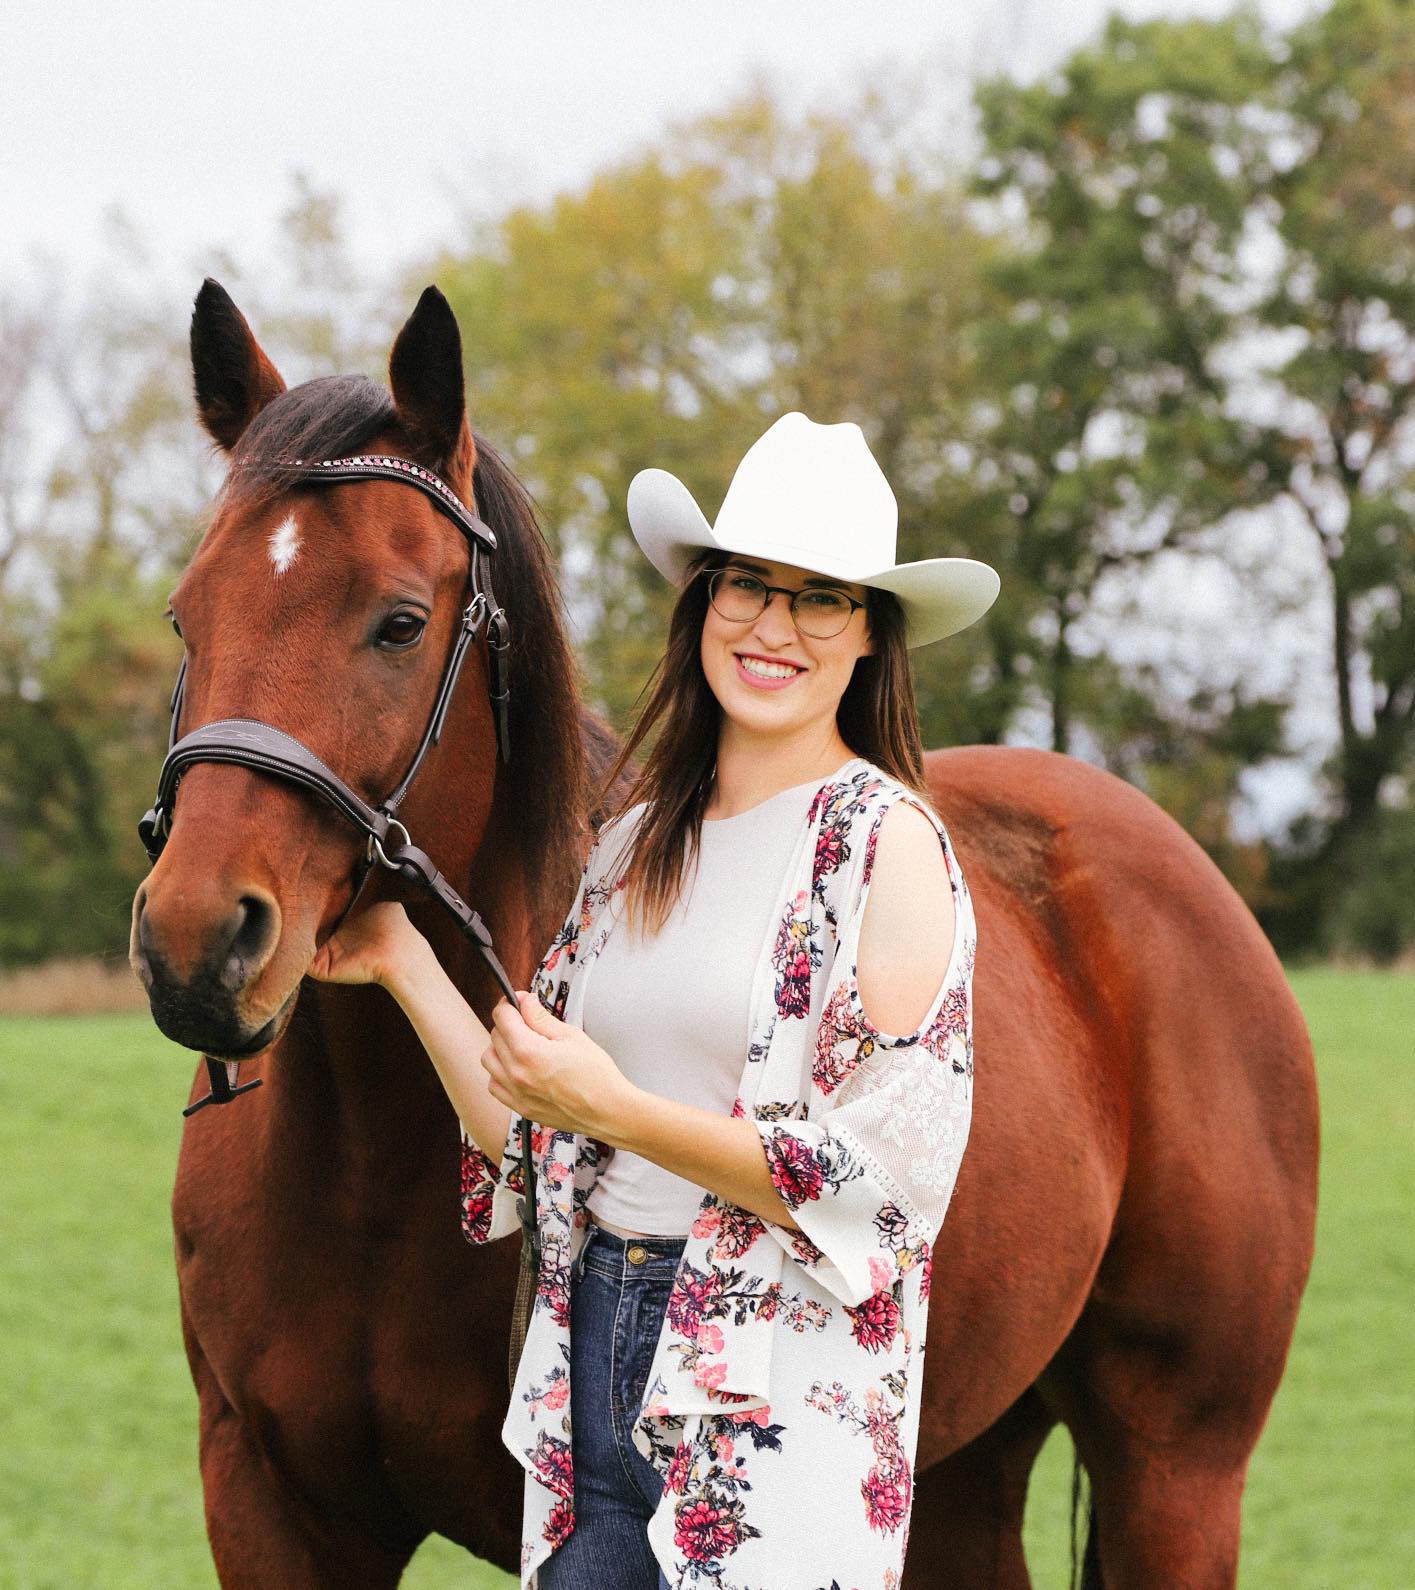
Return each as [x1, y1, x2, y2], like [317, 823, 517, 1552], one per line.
[1069, 1446, 1102, 1589]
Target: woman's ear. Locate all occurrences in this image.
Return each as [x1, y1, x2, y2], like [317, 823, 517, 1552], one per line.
[859, 615, 877, 657]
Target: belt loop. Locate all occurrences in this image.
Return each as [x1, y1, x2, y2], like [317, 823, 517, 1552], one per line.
[575, 1225, 593, 1280]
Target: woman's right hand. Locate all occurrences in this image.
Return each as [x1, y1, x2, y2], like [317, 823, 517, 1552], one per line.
[311, 900, 504, 1161]
[307, 901, 426, 992]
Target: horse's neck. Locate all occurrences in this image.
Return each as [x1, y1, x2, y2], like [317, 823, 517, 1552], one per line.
[273, 779, 536, 1149]
[457, 778, 538, 1011]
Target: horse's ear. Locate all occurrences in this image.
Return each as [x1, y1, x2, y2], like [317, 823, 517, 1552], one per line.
[389, 286, 475, 486]
[190, 279, 286, 452]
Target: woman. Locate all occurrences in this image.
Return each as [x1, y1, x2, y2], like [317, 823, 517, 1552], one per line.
[311, 413, 999, 1589]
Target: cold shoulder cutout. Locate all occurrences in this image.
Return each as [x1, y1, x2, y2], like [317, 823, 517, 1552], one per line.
[852, 796, 957, 1038]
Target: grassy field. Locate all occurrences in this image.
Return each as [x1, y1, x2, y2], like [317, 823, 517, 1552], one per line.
[0, 968, 1409, 1587]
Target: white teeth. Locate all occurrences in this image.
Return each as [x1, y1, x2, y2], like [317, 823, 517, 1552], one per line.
[739, 656, 801, 680]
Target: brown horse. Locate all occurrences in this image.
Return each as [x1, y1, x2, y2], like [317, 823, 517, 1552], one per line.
[132, 281, 1318, 1588]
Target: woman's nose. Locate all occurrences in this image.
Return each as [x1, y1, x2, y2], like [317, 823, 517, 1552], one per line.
[754, 590, 797, 643]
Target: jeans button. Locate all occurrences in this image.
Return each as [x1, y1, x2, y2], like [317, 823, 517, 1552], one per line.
[626, 1244, 648, 1265]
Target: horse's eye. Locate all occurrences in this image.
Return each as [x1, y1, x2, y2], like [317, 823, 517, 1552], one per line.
[166, 611, 183, 639]
[376, 611, 427, 650]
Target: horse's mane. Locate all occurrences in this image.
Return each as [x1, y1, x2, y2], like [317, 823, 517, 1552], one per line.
[467, 433, 590, 946]
[225, 375, 591, 951]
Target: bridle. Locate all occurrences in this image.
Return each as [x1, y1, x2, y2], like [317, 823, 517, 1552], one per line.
[138, 452, 542, 1298]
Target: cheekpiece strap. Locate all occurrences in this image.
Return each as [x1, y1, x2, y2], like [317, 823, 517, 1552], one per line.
[277, 454, 497, 553]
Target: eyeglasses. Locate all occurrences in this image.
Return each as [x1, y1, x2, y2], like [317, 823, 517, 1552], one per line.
[701, 566, 867, 639]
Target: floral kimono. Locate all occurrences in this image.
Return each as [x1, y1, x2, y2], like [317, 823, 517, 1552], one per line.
[459, 757, 977, 1590]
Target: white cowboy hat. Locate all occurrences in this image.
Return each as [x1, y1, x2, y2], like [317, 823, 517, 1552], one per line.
[626, 411, 1000, 648]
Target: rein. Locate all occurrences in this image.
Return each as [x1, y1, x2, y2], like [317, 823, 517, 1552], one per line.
[138, 454, 543, 1356]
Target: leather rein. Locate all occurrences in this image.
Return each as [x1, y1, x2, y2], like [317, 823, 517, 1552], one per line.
[138, 452, 541, 1287]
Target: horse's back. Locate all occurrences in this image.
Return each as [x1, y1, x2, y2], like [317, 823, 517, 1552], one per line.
[911, 745, 1319, 1462]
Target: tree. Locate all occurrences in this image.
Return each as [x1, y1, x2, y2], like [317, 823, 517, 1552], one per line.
[976, 1, 1415, 868]
[973, 11, 1289, 759]
[1258, 0, 1415, 875]
[0, 187, 383, 966]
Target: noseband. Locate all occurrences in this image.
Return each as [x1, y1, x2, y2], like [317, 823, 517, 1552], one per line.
[138, 453, 542, 1298]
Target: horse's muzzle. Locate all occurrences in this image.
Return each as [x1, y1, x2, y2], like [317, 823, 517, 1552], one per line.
[132, 883, 292, 1056]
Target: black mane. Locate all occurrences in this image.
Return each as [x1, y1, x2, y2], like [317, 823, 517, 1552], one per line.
[467, 431, 593, 948]
[228, 374, 396, 498]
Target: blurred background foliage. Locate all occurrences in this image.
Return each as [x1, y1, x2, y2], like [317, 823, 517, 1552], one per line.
[2, 0, 1412, 970]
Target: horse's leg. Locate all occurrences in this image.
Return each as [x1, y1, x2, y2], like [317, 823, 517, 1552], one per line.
[1071, 1432, 1243, 1590]
[185, 1329, 420, 1590]
[902, 1387, 1058, 1590]
[1041, 1282, 1280, 1589]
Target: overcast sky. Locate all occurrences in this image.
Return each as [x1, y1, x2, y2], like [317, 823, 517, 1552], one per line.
[3, 0, 1331, 838]
[4, 0, 1316, 285]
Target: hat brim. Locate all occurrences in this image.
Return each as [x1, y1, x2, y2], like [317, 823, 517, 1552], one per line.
[627, 467, 1000, 648]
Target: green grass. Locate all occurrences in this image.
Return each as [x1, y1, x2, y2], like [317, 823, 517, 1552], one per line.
[1021, 968, 1415, 1588]
[1, 970, 1409, 1586]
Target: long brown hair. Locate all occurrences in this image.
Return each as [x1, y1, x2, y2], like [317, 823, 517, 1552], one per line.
[598, 550, 931, 935]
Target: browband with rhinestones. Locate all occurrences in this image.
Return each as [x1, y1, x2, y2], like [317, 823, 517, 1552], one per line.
[278, 453, 497, 552]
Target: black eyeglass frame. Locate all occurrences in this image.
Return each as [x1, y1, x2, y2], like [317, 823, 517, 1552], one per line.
[699, 564, 868, 639]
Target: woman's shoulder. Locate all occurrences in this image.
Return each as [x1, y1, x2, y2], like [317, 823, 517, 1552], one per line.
[826, 758, 946, 837]
[587, 800, 649, 886]
[592, 800, 648, 846]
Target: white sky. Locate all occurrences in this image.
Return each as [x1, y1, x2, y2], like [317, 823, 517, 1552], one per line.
[2, 0, 1317, 284]
[2, 0, 1332, 839]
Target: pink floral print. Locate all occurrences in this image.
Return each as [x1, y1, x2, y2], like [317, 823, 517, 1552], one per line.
[456, 759, 977, 1589]
[844, 1289, 902, 1354]
[812, 982, 877, 1096]
[806, 1378, 914, 1537]
[771, 890, 821, 1019]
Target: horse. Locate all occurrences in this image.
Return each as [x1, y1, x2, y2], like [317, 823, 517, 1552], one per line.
[131, 281, 1319, 1588]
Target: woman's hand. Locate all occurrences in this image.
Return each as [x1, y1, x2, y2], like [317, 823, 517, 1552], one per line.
[307, 900, 429, 993]
[483, 991, 638, 1140]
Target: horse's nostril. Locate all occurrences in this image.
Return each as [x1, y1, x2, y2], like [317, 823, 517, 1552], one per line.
[133, 904, 158, 986]
[221, 894, 278, 989]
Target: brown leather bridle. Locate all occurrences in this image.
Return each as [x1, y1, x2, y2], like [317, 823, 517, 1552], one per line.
[138, 454, 543, 1332]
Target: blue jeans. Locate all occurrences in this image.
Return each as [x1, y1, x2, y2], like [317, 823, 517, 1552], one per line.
[536, 1222, 685, 1590]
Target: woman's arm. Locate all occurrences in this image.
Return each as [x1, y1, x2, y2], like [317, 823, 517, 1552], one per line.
[310, 902, 794, 1230]
[607, 1097, 805, 1233]
[483, 995, 805, 1229]
[745, 795, 971, 1304]
[854, 799, 956, 1033]
[306, 902, 511, 1164]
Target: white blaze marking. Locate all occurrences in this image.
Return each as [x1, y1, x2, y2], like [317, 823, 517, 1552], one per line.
[268, 513, 301, 574]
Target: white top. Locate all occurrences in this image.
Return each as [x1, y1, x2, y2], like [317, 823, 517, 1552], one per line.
[580, 776, 830, 1236]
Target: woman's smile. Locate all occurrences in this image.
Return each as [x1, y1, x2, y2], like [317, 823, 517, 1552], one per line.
[734, 651, 807, 690]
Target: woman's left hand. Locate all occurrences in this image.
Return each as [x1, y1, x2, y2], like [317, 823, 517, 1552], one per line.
[484, 990, 638, 1138]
